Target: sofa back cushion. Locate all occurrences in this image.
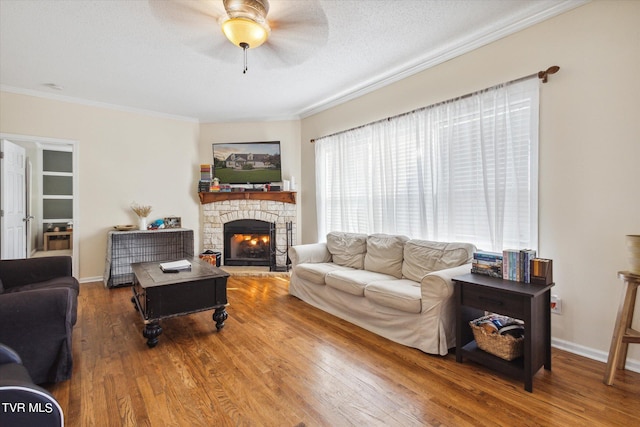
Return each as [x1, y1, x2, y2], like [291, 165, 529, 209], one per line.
[402, 239, 476, 282]
[364, 234, 409, 279]
[326, 232, 368, 269]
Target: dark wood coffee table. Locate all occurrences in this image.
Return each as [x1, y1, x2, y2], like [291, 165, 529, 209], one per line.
[131, 257, 230, 347]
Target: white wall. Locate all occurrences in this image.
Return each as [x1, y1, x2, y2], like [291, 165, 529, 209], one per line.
[0, 92, 200, 280]
[301, 1, 640, 364]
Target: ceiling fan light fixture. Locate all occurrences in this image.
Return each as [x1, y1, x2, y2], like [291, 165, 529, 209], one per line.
[221, 17, 270, 49]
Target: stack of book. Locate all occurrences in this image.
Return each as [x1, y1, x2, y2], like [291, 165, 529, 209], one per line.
[472, 249, 553, 285]
[471, 251, 503, 278]
[200, 164, 213, 181]
[502, 249, 537, 283]
[198, 164, 213, 192]
[159, 259, 192, 273]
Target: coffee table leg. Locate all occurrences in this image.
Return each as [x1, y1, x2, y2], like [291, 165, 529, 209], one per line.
[213, 306, 228, 331]
[143, 321, 162, 348]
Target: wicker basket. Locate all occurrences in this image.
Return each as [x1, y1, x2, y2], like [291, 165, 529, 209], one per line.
[470, 315, 524, 361]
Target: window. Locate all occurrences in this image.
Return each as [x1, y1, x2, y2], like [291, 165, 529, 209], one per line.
[315, 78, 539, 252]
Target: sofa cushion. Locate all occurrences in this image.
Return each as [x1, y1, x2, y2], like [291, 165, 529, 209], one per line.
[295, 263, 353, 285]
[326, 232, 368, 269]
[325, 269, 395, 296]
[2, 276, 79, 294]
[402, 240, 475, 282]
[364, 234, 408, 279]
[364, 279, 422, 314]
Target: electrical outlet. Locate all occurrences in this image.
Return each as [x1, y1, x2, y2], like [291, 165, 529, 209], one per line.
[551, 295, 562, 314]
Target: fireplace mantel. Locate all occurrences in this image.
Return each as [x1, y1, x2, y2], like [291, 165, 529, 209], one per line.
[199, 191, 296, 205]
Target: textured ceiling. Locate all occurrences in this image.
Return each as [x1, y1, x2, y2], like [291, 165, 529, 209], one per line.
[0, 0, 585, 122]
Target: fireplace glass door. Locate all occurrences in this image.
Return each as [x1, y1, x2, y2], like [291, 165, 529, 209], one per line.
[223, 219, 275, 267]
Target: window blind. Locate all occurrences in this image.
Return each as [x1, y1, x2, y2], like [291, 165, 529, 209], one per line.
[315, 77, 539, 252]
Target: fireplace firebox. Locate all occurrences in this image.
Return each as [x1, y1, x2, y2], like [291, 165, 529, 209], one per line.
[223, 219, 275, 268]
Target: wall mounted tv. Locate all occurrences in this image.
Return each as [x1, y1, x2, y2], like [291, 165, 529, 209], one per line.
[212, 141, 282, 185]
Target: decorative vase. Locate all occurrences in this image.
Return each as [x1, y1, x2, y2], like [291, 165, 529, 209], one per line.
[626, 235, 640, 275]
[138, 217, 148, 231]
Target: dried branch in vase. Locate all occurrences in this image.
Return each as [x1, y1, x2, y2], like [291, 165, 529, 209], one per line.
[131, 203, 152, 218]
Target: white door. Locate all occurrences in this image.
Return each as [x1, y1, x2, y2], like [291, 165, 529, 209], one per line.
[1, 139, 27, 259]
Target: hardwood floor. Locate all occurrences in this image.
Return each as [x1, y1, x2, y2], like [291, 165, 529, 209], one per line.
[47, 277, 639, 426]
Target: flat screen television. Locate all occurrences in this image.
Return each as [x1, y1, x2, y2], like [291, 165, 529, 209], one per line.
[212, 141, 282, 185]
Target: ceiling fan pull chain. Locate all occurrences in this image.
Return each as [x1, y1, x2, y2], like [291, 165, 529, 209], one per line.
[240, 42, 249, 74]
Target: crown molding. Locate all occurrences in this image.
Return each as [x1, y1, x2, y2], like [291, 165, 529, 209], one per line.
[0, 85, 199, 123]
[298, 1, 589, 119]
[199, 112, 302, 124]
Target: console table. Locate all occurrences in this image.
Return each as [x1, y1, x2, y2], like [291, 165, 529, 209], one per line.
[453, 273, 554, 392]
[104, 228, 194, 288]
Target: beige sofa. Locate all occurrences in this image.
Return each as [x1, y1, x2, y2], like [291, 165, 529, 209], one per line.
[288, 232, 476, 355]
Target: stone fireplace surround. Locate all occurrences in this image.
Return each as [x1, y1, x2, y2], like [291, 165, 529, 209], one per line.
[201, 196, 296, 269]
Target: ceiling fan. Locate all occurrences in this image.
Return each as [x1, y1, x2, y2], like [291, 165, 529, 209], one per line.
[148, 0, 329, 73]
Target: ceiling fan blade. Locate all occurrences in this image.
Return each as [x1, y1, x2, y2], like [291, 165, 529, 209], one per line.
[148, 0, 225, 28]
[148, 0, 330, 68]
[254, 39, 311, 68]
[148, 0, 240, 62]
[259, 0, 329, 67]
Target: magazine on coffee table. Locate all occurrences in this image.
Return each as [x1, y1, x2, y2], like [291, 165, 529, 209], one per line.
[159, 259, 192, 272]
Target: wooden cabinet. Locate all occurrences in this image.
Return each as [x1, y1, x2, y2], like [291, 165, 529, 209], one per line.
[43, 230, 72, 250]
[453, 273, 554, 392]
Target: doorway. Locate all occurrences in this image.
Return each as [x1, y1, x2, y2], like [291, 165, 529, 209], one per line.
[0, 133, 79, 278]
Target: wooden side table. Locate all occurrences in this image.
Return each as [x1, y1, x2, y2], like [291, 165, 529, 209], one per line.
[43, 230, 73, 251]
[603, 271, 640, 385]
[453, 273, 554, 392]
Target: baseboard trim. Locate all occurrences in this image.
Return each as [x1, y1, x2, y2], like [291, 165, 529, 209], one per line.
[552, 337, 640, 374]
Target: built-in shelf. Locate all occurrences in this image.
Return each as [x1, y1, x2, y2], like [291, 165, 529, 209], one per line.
[198, 191, 296, 205]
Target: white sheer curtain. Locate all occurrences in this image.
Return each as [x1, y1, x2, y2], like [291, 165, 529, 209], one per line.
[315, 77, 539, 252]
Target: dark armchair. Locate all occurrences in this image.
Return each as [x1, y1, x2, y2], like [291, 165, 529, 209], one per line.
[0, 256, 79, 384]
[0, 343, 64, 426]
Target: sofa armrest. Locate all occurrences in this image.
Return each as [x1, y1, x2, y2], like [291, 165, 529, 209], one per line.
[0, 256, 73, 290]
[288, 243, 332, 267]
[0, 287, 78, 383]
[0, 343, 22, 365]
[421, 263, 472, 301]
[0, 287, 78, 338]
[0, 357, 65, 426]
